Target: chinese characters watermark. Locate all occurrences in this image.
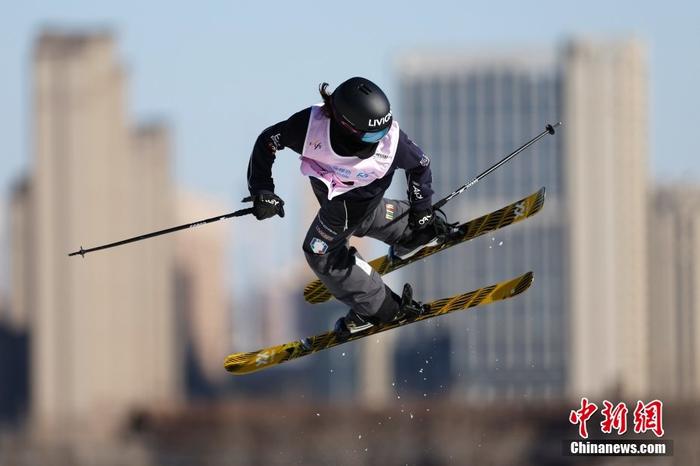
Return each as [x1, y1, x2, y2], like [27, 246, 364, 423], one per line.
[569, 398, 665, 439]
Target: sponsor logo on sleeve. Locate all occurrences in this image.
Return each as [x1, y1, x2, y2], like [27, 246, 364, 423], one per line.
[270, 133, 282, 149]
[412, 184, 424, 200]
[267, 133, 283, 153]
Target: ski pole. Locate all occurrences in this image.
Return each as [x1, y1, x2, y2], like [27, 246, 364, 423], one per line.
[68, 206, 254, 258]
[387, 121, 562, 227]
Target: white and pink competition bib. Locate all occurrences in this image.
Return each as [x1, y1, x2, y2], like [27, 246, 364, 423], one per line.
[300, 105, 399, 200]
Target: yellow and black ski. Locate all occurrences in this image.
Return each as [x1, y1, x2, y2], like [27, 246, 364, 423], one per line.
[225, 271, 534, 375]
[303, 188, 545, 304]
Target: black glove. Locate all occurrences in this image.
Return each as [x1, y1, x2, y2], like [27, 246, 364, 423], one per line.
[409, 206, 434, 230]
[243, 191, 285, 220]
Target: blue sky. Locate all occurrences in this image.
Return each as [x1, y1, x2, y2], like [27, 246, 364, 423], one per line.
[1, 1, 699, 293]
[2, 1, 700, 197]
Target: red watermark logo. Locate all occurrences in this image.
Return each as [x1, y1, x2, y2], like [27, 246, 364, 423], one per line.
[569, 398, 665, 439]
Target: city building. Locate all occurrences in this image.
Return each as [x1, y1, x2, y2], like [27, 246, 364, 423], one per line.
[174, 191, 231, 390]
[8, 177, 33, 331]
[648, 185, 700, 400]
[16, 30, 181, 440]
[563, 39, 649, 398]
[397, 38, 648, 400]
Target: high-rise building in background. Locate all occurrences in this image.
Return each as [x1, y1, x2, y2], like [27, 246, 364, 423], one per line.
[397, 38, 648, 400]
[175, 191, 231, 389]
[14, 30, 182, 440]
[563, 39, 649, 398]
[648, 186, 700, 399]
[399, 48, 564, 401]
[8, 177, 33, 331]
[2, 178, 32, 423]
[0, 200, 6, 321]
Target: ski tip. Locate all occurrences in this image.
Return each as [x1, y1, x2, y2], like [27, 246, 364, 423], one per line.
[535, 186, 546, 205]
[494, 271, 534, 301]
[500, 271, 534, 300]
[518, 271, 534, 293]
[527, 188, 546, 217]
[224, 352, 260, 375]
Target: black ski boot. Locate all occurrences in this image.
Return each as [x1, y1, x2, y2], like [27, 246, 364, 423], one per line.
[390, 211, 459, 260]
[334, 284, 428, 340]
[333, 311, 375, 340]
[398, 283, 428, 319]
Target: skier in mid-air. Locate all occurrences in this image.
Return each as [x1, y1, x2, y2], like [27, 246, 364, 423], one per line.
[66, 76, 552, 373]
[245, 77, 456, 338]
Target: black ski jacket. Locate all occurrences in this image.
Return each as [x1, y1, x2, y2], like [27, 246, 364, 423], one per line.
[247, 107, 434, 212]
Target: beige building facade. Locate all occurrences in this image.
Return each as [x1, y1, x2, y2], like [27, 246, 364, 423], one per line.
[175, 191, 231, 384]
[19, 31, 181, 440]
[563, 39, 649, 398]
[648, 186, 700, 399]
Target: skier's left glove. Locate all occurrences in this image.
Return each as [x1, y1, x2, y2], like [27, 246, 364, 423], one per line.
[409, 206, 434, 230]
[243, 191, 286, 220]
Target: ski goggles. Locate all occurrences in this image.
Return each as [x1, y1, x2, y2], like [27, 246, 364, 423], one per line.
[336, 118, 390, 143]
[359, 127, 390, 143]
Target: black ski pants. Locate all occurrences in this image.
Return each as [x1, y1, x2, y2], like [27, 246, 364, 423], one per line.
[302, 186, 412, 316]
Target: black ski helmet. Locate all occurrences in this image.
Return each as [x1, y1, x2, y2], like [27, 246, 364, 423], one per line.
[323, 77, 393, 143]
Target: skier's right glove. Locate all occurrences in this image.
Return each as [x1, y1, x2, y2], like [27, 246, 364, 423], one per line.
[243, 191, 285, 220]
